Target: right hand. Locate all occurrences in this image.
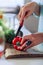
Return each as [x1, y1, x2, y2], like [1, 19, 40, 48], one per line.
[17, 33, 43, 51]
[18, 2, 37, 24]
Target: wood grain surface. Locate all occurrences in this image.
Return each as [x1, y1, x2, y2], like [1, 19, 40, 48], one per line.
[5, 43, 43, 59]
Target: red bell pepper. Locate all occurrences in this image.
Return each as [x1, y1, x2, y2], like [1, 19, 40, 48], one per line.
[12, 37, 22, 51]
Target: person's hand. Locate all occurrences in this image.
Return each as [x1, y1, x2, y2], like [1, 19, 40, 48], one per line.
[17, 33, 43, 51]
[18, 2, 37, 24]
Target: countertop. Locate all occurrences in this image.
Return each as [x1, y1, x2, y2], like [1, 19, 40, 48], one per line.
[0, 26, 43, 65]
[0, 58, 43, 65]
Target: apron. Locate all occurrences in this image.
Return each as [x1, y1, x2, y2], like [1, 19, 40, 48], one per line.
[35, 0, 43, 52]
[31, 0, 43, 52]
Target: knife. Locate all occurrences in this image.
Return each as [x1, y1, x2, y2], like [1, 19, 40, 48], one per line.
[15, 20, 24, 37]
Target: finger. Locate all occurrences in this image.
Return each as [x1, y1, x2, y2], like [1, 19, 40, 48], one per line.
[20, 37, 26, 45]
[18, 6, 24, 19]
[20, 9, 26, 23]
[24, 10, 30, 18]
[20, 35, 31, 45]
[21, 43, 26, 49]
[25, 10, 33, 19]
[18, 43, 26, 50]
[25, 11, 30, 18]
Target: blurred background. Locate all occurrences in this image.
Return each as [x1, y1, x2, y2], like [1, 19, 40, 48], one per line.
[0, 0, 39, 33]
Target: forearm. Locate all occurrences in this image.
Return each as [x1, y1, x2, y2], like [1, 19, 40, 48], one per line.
[37, 33, 43, 43]
[34, 2, 40, 16]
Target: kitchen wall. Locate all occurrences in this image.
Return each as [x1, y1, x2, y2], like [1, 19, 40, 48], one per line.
[0, 0, 24, 7]
[24, 0, 39, 33]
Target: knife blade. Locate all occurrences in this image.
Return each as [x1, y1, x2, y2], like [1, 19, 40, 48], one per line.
[15, 20, 24, 37]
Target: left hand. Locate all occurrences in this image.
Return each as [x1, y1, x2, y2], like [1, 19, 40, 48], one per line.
[17, 33, 43, 51]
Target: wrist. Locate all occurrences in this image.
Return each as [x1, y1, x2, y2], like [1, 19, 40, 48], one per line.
[33, 33, 43, 43]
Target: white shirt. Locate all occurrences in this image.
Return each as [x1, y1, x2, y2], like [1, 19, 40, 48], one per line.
[31, 0, 43, 52]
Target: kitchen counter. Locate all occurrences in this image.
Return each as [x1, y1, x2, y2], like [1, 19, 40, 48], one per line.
[0, 58, 43, 65]
[6, 58, 43, 65]
[0, 26, 43, 65]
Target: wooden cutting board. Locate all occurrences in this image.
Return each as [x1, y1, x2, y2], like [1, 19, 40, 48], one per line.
[5, 43, 43, 59]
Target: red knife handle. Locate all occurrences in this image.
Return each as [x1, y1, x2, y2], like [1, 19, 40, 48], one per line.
[20, 19, 24, 27]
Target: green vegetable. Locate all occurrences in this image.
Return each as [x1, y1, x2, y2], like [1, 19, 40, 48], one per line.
[5, 29, 16, 43]
[0, 18, 16, 44]
[0, 15, 16, 44]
